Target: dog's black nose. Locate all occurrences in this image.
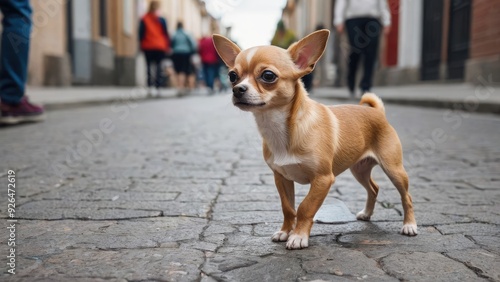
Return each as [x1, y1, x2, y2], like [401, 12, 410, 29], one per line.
[233, 85, 247, 98]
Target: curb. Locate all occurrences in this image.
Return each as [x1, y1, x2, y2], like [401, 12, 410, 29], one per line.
[316, 95, 500, 115]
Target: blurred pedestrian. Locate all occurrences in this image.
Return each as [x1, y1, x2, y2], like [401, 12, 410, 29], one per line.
[301, 24, 326, 93]
[271, 20, 296, 49]
[171, 21, 197, 96]
[334, 0, 391, 97]
[0, 0, 44, 125]
[198, 34, 220, 94]
[139, 0, 171, 98]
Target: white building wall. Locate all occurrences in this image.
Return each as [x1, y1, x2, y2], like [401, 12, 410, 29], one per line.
[398, 0, 423, 69]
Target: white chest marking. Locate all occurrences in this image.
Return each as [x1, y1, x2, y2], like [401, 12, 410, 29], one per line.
[254, 110, 300, 167]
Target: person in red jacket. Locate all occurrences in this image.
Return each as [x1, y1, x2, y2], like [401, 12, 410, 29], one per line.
[139, 1, 171, 97]
[198, 35, 220, 94]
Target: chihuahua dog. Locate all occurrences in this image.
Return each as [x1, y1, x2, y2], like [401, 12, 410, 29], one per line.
[213, 30, 417, 250]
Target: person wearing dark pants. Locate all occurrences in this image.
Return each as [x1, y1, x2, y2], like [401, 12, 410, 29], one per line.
[199, 35, 220, 94]
[334, 0, 391, 97]
[139, 0, 171, 97]
[345, 18, 381, 95]
[0, 0, 44, 125]
[144, 50, 166, 90]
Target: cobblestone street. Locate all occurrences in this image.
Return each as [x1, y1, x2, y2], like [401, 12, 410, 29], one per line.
[1, 93, 499, 281]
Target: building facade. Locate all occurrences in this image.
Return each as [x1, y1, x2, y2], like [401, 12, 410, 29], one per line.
[280, 0, 499, 87]
[1, 0, 216, 87]
[372, 0, 499, 86]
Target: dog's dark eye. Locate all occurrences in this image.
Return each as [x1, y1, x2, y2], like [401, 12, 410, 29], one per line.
[261, 70, 277, 83]
[228, 71, 238, 83]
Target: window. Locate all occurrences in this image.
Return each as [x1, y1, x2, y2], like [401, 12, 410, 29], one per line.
[99, 0, 107, 37]
[123, 0, 133, 36]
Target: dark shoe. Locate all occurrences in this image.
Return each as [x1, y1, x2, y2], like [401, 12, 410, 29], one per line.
[0, 96, 45, 125]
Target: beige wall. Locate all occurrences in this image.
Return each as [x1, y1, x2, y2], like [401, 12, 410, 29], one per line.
[28, 0, 67, 86]
[283, 0, 332, 37]
[109, 0, 138, 57]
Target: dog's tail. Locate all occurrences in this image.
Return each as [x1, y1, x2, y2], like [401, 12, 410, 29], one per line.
[360, 93, 385, 114]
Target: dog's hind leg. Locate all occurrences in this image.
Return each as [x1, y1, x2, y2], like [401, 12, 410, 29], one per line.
[376, 131, 417, 236]
[350, 157, 379, 221]
[380, 162, 417, 236]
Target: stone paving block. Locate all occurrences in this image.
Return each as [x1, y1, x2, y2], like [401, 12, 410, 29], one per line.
[410, 202, 492, 215]
[218, 233, 288, 257]
[81, 167, 163, 179]
[259, 174, 275, 185]
[435, 223, 500, 236]
[466, 179, 500, 190]
[212, 211, 282, 224]
[470, 235, 500, 255]
[225, 175, 263, 185]
[15, 175, 70, 198]
[313, 199, 357, 223]
[445, 249, 500, 281]
[469, 212, 500, 225]
[415, 211, 473, 225]
[152, 178, 223, 185]
[35, 190, 179, 202]
[182, 241, 219, 252]
[204, 221, 238, 235]
[18, 199, 211, 218]
[3, 218, 207, 258]
[203, 234, 226, 247]
[217, 193, 280, 202]
[159, 169, 231, 179]
[19, 207, 161, 220]
[219, 184, 277, 194]
[237, 159, 268, 167]
[300, 245, 398, 281]
[5, 276, 127, 282]
[162, 201, 212, 217]
[339, 232, 477, 259]
[16, 248, 204, 281]
[67, 178, 133, 191]
[130, 181, 220, 194]
[296, 273, 357, 281]
[19, 199, 146, 211]
[214, 201, 282, 212]
[380, 252, 484, 281]
[202, 254, 258, 275]
[212, 256, 304, 282]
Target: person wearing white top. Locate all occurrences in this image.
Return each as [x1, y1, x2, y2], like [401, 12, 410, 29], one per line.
[334, 0, 391, 96]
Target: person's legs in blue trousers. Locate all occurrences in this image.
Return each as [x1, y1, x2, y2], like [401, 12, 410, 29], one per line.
[0, 0, 44, 124]
[0, 0, 31, 104]
[203, 63, 216, 94]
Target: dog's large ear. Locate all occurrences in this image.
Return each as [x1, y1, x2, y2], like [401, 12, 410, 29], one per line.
[213, 34, 241, 68]
[288, 29, 330, 77]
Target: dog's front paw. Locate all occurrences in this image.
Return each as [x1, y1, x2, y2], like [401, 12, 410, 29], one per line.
[401, 224, 418, 236]
[271, 230, 289, 242]
[356, 209, 372, 221]
[286, 233, 309, 249]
